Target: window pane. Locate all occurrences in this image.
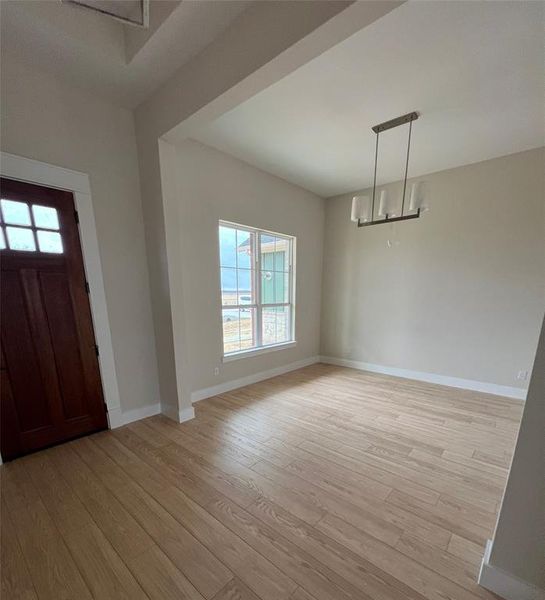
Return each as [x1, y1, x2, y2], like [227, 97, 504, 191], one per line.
[37, 230, 63, 254]
[222, 309, 241, 353]
[273, 271, 290, 304]
[238, 291, 253, 305]
[261, 270, 289, 304]
[239, 307, 256, 350]
[6, 226, 36, 251]
[0, 228, 5, 249]
[260, 234, 275, 270]
[237, 267, 253, 303]
[32, 205, 59, 230]
[223, 308, 257, 354]
[236, 229, 253, 269]
[262, 306, 276, 346]
[261, 234, 290, 272]
[221, 267, 237, 305]
[219, 226, 237, 267]
[275, 305, 290, 343]
[1, 200, 31, 226]
[274, 238, 290, 272]
[261, 269, 274, 304]
[262, 306, 290, 346]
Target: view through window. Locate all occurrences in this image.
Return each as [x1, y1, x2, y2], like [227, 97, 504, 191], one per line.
[219, 222, 295, 355]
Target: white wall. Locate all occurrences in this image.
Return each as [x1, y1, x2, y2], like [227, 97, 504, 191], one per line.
[172, 139, 324, 395]
[321, 148, 545, 392]
[480, 316, 545, 598]
[0, 55, 161, 416]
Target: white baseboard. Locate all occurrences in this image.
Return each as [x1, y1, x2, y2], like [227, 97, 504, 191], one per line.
[179, 406, 196, 422]
[106, 406, 123, 429]
[319, 356, 527, 400]
[479, 540, 545, 600]
[162, 404, 195, 423]
[110, 354, 524, 430]
[110, 402, 195, 428]
[110, 403, 161, 428]
[191, 356, 320, 403]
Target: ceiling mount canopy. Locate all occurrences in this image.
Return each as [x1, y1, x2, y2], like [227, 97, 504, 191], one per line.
[352, 111, 423, 228]
[371, 111, 419, 134]
[62, 0, 149, 28]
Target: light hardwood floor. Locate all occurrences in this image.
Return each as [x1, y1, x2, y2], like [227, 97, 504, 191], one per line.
[1, 363, 523, 600]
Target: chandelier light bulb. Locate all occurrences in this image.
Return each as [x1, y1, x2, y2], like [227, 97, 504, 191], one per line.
[378, 190, 388, 217]
[409, 182, 420, 211]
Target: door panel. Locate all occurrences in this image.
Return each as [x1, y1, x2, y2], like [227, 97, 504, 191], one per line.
[1, 270, 53, 432]
[0, 178, 108, 460]
[1, 352, 22, 460]
[40, 271, 89, 420]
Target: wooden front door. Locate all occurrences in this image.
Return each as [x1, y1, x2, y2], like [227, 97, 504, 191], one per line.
[0, 178, 108, 461]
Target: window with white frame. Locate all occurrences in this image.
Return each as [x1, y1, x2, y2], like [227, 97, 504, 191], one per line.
[219, 221, 295, 356]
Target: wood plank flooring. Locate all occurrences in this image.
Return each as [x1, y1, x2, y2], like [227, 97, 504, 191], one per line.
[1, 363, 523, 600]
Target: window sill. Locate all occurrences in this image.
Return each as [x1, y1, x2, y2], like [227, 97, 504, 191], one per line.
[223, 341, 297, 363]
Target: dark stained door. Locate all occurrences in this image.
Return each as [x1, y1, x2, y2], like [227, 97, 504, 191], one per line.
[0, 178, 108, 460]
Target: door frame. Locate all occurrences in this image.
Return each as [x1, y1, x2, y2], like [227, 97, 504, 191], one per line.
[0, 152, 123, 432]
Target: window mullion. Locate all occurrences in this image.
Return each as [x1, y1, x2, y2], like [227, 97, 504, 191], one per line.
[222, 304, 258, 309]
[255, 232, 262, 348]
[27, 203, 40, 254]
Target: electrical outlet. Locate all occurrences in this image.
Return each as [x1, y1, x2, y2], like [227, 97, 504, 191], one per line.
[516, 370, 528, 381]
[214, 367, 219, 376]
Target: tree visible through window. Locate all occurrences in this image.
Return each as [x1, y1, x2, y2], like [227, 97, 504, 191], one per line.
[219, 222, 295, 355]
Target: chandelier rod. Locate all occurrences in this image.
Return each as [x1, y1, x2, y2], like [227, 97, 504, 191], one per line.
[371, 131, 379, 221]
[401, 118, 413, 218]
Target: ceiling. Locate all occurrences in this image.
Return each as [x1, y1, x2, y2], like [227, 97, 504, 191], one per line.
[0, 0, 251, 108]
[194, 1, 545, 197]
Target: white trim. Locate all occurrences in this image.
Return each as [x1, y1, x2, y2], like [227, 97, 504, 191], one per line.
[223, 341, 297, 362]
[479, 539, 545, 600]
[118, 403, 161, 427]
[0, 152, 123, 427]
[179, 406, 195, 422]
[319, 356, 528, 400]
[1, 152, 92, 194]
[162, 404, 196, 423]
[219, 219, 296, 240]
[191, 355, 319, 403]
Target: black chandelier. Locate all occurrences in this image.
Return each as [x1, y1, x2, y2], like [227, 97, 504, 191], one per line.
[352, 111, 421, 228]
